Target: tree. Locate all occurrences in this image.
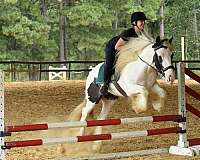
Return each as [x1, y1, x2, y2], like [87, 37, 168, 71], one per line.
[0, 0, 161, 62]
[0, 0, 57, 60]
[164, 0, 200, 63]
[159, 0, 164, 38]
[62, 0, 161, 61]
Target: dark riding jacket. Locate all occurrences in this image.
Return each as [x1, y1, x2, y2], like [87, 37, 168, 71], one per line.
[106, 28, 138, 51]
[104, 28, 138, 84]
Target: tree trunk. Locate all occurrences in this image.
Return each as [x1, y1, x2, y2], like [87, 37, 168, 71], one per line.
[59, 1, 66, 62]
[40, 0, 47, 17]
[64, 14, 69, 60]
[112, 12, 118, 30]
[159, 0, 164, 38]
[193, 9, 199, 59]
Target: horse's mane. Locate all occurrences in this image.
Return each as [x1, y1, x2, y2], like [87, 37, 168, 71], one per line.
[115, 34, 153, 75]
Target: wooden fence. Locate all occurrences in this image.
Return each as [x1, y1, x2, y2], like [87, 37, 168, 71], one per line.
[0, 60, 200, 81]
[0, 60, 103, 81]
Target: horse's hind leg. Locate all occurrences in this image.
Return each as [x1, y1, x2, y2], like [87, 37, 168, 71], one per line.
[79, 99, 95, 135]
[92, 99, 115, 151]
[150, 82, 166, 112]
[94, 99, 115, 133]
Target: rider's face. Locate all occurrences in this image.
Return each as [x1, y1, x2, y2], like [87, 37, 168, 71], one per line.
[134, 20, 145, 30]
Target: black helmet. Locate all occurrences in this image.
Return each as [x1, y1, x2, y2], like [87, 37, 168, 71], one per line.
[131, 12, 148, 24]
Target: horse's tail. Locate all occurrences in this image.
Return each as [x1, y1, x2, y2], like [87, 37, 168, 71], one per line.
[67, 99, 86, 121]
[68, 99, 95, 121]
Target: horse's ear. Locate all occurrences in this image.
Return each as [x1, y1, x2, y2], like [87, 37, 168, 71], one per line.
[152, 36, 161, 48]
[156, 36, 160, 44]
[169, 36, 173, 43]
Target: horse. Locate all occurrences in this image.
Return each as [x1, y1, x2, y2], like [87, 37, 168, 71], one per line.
[73, 35, 175, 140]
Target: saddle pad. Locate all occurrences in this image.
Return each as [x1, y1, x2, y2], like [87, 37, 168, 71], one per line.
[96, 63, 105, 84]
[96, 63, 119, 85]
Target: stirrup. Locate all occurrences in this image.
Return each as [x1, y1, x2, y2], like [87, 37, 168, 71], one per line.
[100, 84, 109, 96]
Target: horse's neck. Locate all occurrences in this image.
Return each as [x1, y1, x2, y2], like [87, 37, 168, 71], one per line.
[118, 44, 156, 85]
[123, 44, 155, 73]
[139, 44, 154, 63]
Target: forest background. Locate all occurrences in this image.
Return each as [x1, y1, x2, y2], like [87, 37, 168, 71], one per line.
[1, 0, 200, 64]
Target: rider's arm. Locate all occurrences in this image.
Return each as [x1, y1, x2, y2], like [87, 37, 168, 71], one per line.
[115, 28, 136, 51]
[115, 38, 126, 51]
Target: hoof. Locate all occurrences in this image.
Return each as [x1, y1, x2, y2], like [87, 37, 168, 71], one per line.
[92, 141, 102, 151]
[79, 127, 85, 136]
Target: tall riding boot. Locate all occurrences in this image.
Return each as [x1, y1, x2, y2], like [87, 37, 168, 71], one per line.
[100, 63, 113, 96]
[101, 45, 116, 96]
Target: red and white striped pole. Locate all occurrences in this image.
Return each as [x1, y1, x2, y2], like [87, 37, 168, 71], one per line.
[186, 103, 200, 119]
[5, 127, 180, 149]
[5, 115, 180, 133]
[184, 67, 200, 118]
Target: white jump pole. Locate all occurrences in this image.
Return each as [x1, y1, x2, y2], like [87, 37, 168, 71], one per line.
[169, 62, 195, 156]
[181, 37, 185, 61]
[62, 148, 169, 160]
[177, 62, 188, 147]
[0, 71, 5, 160]
[181, 36, 190, 79]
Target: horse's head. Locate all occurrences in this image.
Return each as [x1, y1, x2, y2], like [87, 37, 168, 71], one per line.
[152, 36, 175, 84]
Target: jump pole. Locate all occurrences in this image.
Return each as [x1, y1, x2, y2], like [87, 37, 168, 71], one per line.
[61, 148, 169, 160]
[4, 127, 180, 148]
[0, 71, 5, 160]
[1, 63, 200, 159]
[5, 115, 180, 133]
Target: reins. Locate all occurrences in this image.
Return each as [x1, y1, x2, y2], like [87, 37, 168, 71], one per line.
[138, 43, 175, 77]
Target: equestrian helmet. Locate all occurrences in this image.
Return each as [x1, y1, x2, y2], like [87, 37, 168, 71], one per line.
[131, 12, 148, 24]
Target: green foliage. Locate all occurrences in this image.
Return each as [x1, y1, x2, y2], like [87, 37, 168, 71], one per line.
[64, 2, 113, 27]
[0, 0, 161, 61]
[0, 0, 57, 60]
[63, 1, 115, 60]
[164, 0, 200, 62]
[5, 0, 200, 63]
[62, 0, 161, 60]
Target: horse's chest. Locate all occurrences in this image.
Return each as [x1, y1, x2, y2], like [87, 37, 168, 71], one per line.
[146, 70, 157, 88]
[146, 76, 156, 88]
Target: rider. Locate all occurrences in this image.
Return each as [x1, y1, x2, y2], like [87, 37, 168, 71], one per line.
[100, 11, 148, 96]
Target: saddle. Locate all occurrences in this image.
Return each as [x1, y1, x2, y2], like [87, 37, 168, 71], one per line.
[87, 78, 118, 104]
[87, 63, 127, 104]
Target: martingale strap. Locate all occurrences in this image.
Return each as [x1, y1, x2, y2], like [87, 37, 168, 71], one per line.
[112, 81, 128, 97]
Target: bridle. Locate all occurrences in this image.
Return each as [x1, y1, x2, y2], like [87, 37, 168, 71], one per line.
[138, 43, 175, 77]
[152, 44, 175, 77]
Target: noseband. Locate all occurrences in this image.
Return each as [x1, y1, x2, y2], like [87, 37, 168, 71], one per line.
[153, 45, 175, 77]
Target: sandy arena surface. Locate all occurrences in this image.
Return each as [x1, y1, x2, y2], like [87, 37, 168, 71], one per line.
[4, 80, 200, 160]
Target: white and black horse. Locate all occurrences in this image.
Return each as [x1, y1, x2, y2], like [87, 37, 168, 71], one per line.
[75, 35, 175, 137]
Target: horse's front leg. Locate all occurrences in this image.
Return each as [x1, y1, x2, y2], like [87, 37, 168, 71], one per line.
[94, 99, 115, 134]
[150, 82, 166, 112]
[127, 85, 149, 114]
[135, 88, 149, 113]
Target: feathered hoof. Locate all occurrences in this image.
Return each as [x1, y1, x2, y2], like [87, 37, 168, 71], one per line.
[92, 141, 102, 152]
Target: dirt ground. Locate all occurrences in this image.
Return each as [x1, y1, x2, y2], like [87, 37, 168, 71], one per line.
[4, 80, 200, 160]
